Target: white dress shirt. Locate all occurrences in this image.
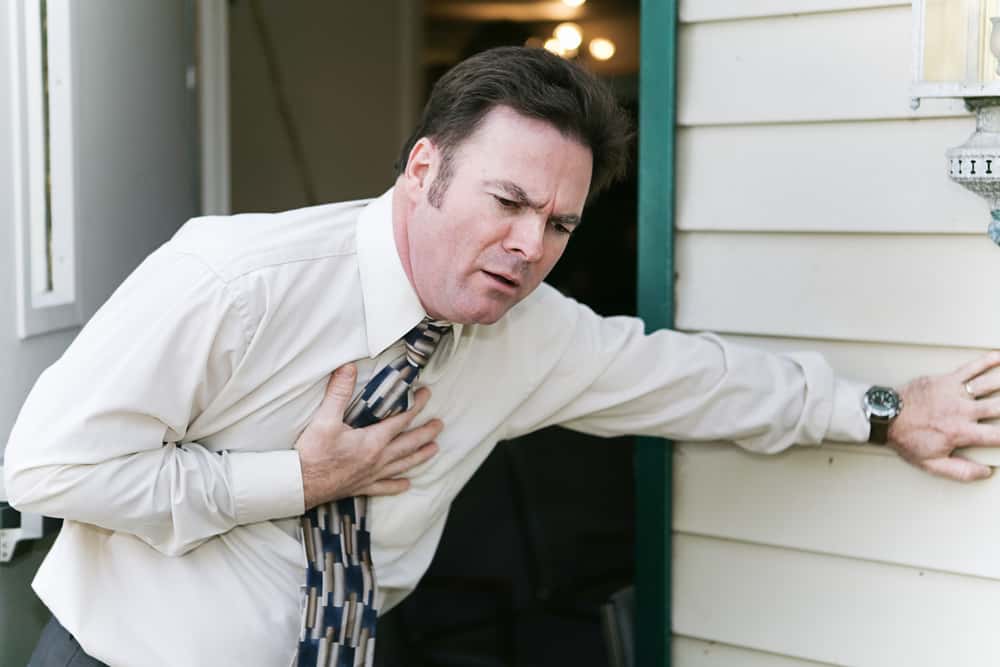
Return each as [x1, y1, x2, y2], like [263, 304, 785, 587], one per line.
[4, 189, 870, 666]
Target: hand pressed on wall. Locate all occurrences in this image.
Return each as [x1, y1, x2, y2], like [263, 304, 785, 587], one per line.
[889, 352, 1000, 481]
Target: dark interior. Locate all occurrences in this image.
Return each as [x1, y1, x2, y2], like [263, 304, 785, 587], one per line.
[383, 4, 640, 664]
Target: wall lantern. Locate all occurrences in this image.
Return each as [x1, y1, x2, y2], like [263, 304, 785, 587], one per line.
[913, 0, 1000, 243]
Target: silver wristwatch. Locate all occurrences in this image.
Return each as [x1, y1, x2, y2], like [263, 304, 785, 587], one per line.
[863, 385, 902, 444]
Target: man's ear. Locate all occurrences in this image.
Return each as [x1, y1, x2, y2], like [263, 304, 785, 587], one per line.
[403, 138, 437, 199]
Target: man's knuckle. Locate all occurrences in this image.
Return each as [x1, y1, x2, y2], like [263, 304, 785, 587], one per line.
[313, 418, 338, 436]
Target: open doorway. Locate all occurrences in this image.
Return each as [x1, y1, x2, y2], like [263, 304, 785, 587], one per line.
[387, 2, 640, 666]
[223, 1, 640, 664]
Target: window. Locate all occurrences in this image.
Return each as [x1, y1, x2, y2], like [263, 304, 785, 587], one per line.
[9, 0, 81, 338]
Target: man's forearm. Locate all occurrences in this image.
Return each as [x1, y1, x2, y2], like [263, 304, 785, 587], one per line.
[4, 438, 303, 556]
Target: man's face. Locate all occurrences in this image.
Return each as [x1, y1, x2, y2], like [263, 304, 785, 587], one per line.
[400, 106, 593, 325]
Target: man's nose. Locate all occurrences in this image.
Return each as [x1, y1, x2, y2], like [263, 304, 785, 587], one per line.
[502, 215, 545, 263]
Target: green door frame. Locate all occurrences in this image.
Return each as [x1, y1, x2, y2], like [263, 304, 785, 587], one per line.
[636, 0, 678, 665]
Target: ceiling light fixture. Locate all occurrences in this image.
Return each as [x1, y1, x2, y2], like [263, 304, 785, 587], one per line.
[588, 37, 616, 61]
[553, 22, 583, 51]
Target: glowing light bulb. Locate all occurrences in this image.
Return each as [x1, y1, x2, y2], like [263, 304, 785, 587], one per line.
[588, 37, 616, 61]
[554, 23, 583, 51]
[544, 37, 567, 57]
[562, 0, 586, 7]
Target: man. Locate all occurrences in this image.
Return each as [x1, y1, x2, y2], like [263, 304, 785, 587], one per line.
[7, 46, 1000, 667]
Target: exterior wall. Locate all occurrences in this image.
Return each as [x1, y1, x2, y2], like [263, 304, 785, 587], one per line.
[672, 2, 1000, 665]
[228, 0, 422, 212]
[0, 3, 198, 664]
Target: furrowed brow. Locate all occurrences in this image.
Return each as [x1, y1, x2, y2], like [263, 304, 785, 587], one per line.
[487, 180, 543, 209]
[486, 179, 581, 227]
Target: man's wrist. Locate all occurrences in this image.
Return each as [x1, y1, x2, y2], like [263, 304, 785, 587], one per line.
[231, 449, 305, 522]
[863, 385, 903, 445]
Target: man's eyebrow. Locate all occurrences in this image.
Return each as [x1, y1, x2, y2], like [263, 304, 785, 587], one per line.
[550, 212, 581, 228]
[487, 180, 541, 208]
[486, 180, 582, 227]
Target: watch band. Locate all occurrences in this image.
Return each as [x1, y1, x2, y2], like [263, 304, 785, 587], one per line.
[868, 418, 889, 445]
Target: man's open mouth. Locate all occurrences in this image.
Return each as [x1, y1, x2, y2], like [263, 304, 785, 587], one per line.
[483, 271, 519, 288]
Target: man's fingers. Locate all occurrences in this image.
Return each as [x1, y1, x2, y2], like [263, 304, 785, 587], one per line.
[408, 386, 432, 414]
[320, 364, 358, 419]
[357, 478, 411, 496]
[381, 442, 439, 479]
[966, 366, 1000, 399]
[380, 419, 444, 464]
[920, 456, 993, 482]
[954, 351, 1000, 383]
[973, 397, 1000, 421]
[958, 422, 1000, 448]
[373, 387, 432, 437]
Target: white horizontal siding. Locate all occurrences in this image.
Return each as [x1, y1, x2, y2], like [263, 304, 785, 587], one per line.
[673, 534, 1000, 667]
[673, 636, 836, 667]
[679, 0, 906, 24]
[673, 2, 996, 666]
[675, 232, 1000, 349]
[722, 334, 985, 384]
[675, 441, 1000, 578]
[678, 6, 966, 126]
[677, 117, 983, 234]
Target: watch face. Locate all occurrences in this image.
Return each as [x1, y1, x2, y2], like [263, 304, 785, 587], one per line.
[866, 386, 901, 419]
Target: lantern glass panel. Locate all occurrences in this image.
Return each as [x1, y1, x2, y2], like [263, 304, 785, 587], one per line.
[922, 0, 1000, 84]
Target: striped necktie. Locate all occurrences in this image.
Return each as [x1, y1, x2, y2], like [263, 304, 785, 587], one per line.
[297, 317, 452, 667]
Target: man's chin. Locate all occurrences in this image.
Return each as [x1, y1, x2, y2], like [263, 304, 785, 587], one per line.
[450, 299, 517, 326]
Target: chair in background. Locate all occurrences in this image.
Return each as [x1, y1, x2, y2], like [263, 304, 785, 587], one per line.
[501, 429, 635, 622]
[600, 585, 635, 667]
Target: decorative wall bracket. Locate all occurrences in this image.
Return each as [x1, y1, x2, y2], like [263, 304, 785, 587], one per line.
[947, 99, 1000, 245]
[911, 3, 1000, 245]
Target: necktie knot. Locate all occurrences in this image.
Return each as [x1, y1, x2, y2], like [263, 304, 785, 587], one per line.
[404, 317, 452, 369]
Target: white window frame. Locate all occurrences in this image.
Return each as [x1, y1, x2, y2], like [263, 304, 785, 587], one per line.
[8, 0, 82, 339]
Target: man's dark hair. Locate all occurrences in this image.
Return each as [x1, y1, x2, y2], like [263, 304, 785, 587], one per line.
[395, 46, 632, 207]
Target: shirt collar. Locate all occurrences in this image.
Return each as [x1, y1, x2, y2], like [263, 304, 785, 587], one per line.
[355, 188, 427, 358]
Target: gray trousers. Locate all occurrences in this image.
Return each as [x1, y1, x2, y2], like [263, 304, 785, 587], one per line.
[28, 612, 408, 667]
[28, 617, 108, 667]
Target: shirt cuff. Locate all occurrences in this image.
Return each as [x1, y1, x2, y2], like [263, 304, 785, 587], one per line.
[825, 378, 871, 444]
[228, 450, 305, 524]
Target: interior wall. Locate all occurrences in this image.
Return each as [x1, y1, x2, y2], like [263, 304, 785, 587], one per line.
[228, 0, 422, 213]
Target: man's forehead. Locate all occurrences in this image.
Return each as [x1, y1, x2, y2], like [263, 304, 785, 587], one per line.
[459, 105, 592, 157]
[445, 107, 593, 206]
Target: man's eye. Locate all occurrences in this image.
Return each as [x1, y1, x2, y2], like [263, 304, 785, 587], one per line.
[493, 196, 518, 209]
[552, 223, 573, 235]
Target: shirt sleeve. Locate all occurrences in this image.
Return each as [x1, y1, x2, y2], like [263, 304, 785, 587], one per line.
[3, 248, 304, 557]
[503, 287, 870, 452]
